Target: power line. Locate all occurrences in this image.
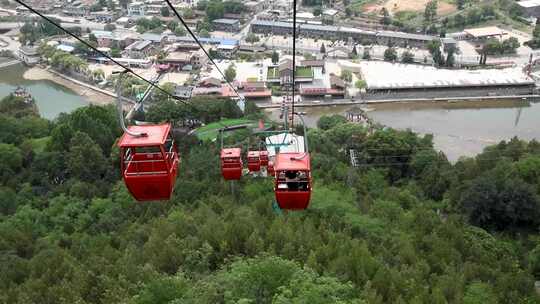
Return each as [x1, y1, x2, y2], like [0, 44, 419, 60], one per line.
[13, 0, 188, 105]
[291, 0, 297, 128]
[164, 0, 243, 101]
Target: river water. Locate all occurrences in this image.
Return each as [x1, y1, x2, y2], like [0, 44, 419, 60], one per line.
[1, 62, 538, 161]
[266, 99, 540, 161]
[0, 63, 88, 120]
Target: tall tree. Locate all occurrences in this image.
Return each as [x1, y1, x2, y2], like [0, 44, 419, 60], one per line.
[424, 0, 438, 24]
[271, 50, 279, 64]
[225, 64, 236, 82]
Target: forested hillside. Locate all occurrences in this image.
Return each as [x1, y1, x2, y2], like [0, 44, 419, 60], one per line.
[1, 94, 540, 303]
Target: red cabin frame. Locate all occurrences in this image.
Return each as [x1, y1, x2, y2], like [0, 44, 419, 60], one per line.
[118, 124, 179, 201]
[267, 160, 275, 177]
[274, 153, 312, 210]
[247, 150, 261, 172]
[259, 150, 269, 166]
[220, 148, 243, 180]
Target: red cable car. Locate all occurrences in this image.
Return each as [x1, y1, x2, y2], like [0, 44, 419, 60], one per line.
[118, 123, 179, 201]
[247, 151, 261, 172]
[259, 150, 269, 166]
[221, 148, 243, 180]
[267, 160, 275, 177]
[274, 152, 311, 210]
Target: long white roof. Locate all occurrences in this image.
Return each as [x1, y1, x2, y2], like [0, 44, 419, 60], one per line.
[354, 61, 534, 90]
[517, 0, 540, 8]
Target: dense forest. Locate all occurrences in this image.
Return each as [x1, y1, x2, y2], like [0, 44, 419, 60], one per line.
[1, 94, 540, 303]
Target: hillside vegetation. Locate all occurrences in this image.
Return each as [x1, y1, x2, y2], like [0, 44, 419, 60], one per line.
[1, 95, 540, 303]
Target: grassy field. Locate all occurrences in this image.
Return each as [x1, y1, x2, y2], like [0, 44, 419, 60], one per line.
[195, 118, 256, 141]
[267, 67, 313, 79]
[267, 67, 278, 79]
[296, 66, 314, 78]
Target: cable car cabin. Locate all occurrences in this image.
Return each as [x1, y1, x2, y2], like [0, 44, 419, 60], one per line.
[247, 151, 261, 172]
[221, 148, 243, 180]
[118, 124, 179, 201]
[274, 153, 311, 210]
[267, 160, 275, 177]
[259, 150, 269, 166]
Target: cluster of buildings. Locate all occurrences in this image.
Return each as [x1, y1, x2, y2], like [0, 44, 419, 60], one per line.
[250, 20, 437, 49]
[172, 58, 346, 101]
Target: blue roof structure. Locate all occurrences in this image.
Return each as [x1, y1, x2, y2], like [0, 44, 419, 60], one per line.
[174, 36, 239, 46]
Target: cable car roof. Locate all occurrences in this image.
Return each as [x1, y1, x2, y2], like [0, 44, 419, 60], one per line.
[274, 153, 311, 171]
[221, 147, 241, 158]
[118, 124, 171, 147]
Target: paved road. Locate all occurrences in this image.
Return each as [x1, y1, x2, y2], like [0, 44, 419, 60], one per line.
[0, 59, 21, 68]
[0, 34, 21, 53]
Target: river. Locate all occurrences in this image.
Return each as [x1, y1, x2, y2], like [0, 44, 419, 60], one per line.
[266, 99, 540, 162]
[0, 63, 89, 120]
[1, 62, 539, 161]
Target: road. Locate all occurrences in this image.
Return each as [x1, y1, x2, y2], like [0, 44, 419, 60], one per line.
[0, 34, 20, 54]
[0, 13, 105, 31]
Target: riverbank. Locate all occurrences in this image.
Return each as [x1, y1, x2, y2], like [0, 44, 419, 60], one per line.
[23, 66, 114, 105]
[256, 94, 540, 108]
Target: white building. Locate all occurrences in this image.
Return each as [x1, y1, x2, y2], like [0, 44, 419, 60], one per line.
[128, 2, 146, 17]
[18, 46, 40, 66]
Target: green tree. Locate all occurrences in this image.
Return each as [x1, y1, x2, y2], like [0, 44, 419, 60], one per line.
[206, 1, 225, 21]
[350, 45, 358, 58]
[384, 47, 398, 61]
[320, 43, 326, 54]
[183, 7, 195, 18]
[199, 29, 210, 38]
[225, 63, 236, 82]
[463, 282, 498, 304]
[363, 48, 371, 59]
[501, 37, 520, 54]
[424, 0, 438, 24]
[67, 132, 107, 181]
[340, 69, 352, 82]
[381, 7, 391, 25]
[161, 6, 170, 17]
[245, 33, 260, 43]
[317, 115, 348, 130]
[271, 50, 279, 64]
[355, 79, 367, 89]
[0, 143, 22, 181]
[401, 50, 414, 63]
[313, 7, 322, 16]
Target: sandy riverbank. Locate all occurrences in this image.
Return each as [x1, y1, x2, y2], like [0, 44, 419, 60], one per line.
[23, 67, 114, 105]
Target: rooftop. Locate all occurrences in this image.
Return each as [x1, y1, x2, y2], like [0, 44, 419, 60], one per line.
[464, 26, 507, 38]
[355, 61, 534, 90]
[118, 124, 171, 147]
[274, 152, 310, 171]
[165, 51, 191, 61]
[212, 18, 240, 25]
[125, 40, 152, 51]
[517, 0, 540, 8]
[57, 44, 75, 53]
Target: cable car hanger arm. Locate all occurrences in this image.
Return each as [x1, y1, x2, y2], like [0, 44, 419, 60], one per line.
[115, 71, 147, 137]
